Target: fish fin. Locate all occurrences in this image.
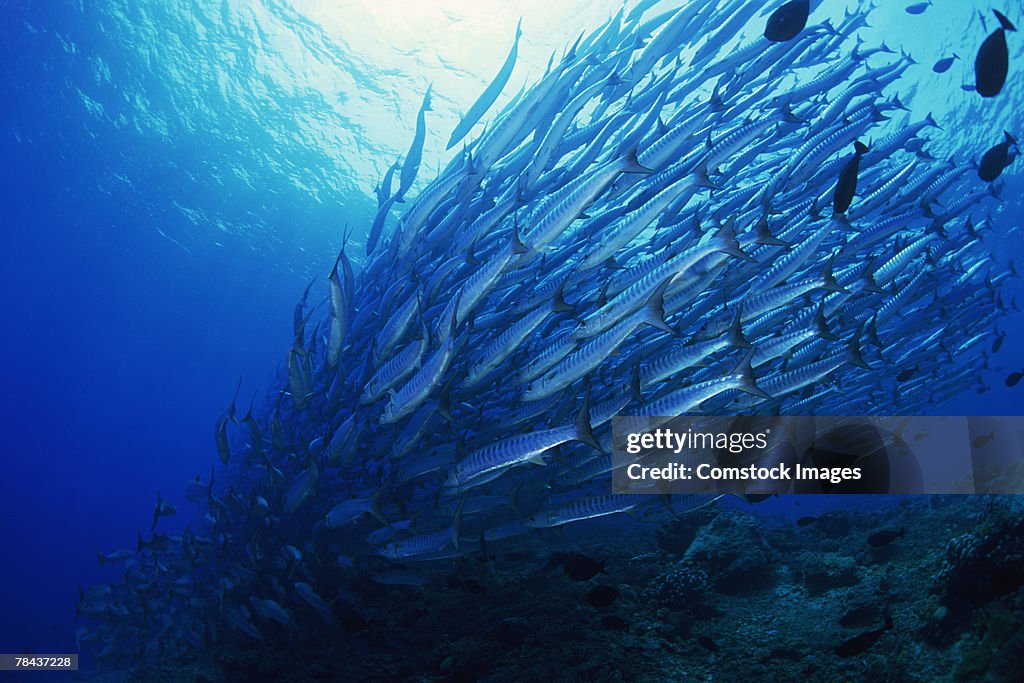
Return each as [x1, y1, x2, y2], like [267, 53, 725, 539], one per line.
[575, 389, 603, 453]
[846, 324, 872, 370]
[821, 259, 849, 293]
[450, 498, 466, 552]
[732, 349, 771, 400]
[715, 218, 755, 262]
[630, 361, 644, 404]
[641, 276, 677, 335]
[727, 310, 753, 349]
[1006, 131, 1018, 145]
[994, 9, 1016, 31]
[691, 167, 723, 191]
[552, 280, 576, 314]
[854, 140, 869, 155]
[620, 146, 654, 174]
[466, 242, 481, 266]
[512, 215, 529, 254]
[814, 304, 839, 341]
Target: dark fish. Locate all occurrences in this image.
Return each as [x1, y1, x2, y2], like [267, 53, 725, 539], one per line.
[764, 0, 810, 43]
[697, 636, 720, 653]
[834, 609, 893, 657]
[839, 605, 882, 629]
[975, 10, 1017, 98]
[971, 432, 995, 449]
[896, 365, 919, 382]
[1006, 370, 1024, 387]
[932, 54, 958, 73]
[867, 527, 905, 548]
[833, 141, 869, 215]
[992, 330, 1006, 353]
[563, 553, 606, 581]
[586, 585, 619, 608]
[601, 615, 628, 631]
[796, 516, 819, 527]
[905, 2, 931, 15]
[978, 131, 1018, 182]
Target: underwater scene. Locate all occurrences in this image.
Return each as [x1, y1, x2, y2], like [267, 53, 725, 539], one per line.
[2, 0, 1024, 680]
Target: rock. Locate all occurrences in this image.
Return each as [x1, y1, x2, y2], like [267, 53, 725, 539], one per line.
[683, 510, 773, 593]
[487, 617, 530, 646]
[800, 553, 859, 594]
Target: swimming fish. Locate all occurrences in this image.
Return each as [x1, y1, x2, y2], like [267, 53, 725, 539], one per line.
[978, 131, 1018, 182]
[833, 141, 869, 215]
[764, 0, 810, 43]
[867, 527, 905, 548]
[975, 10, 1017, 98]
[834, 608, 893, 657]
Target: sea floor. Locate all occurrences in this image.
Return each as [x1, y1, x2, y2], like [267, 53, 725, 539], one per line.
[66, 496, 1024, 682]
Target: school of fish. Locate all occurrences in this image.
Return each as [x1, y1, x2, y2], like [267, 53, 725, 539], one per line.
[79, 0, 1019, 659]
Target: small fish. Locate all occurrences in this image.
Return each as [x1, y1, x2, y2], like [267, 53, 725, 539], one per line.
[563, 553, 606, 581]
[1006, 370, 1024, 387]
[796, 516, 819, 528]
[834, 608, 893, 657]
[971, 432, 995, 449]
[932, 54, 959, 73]
[586, 585, 620, 607]
[905, 2, 931, 15]
[839, 605, 882, 629]
[764, 0, 810, 42]
[151, 492, 176, 532]
[867, 527, 905, 548]
[992, 330, 1007, 353]
[601, 615, 628, 631]
[975, 10, 1017, 98]
[697, 636, 720, 653]
[978, 131, 1018, 182]
[833, 141, 869, 215]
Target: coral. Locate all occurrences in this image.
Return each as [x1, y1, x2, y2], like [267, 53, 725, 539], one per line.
[681, 510, 773, 593]
[649, 565, 709, 611]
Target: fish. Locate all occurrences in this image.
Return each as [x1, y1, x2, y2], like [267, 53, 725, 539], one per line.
[80, 3, 1020, 661]
[833, 141, 869, 215]
[764, 0, 810, 43]
[905, 2, 931, 15]
[867, 527, 905, 548]
[447, 19, 522, 150]
[796, 516, 818, 528]
[978, 131, 1018, 182]
[585, 585, 619, 607]
[932, 54, 959, 74]
[150, 492, 176, 532]
[1007, 370, 1023, 387]
[992, 330, 1006, 353]
[395, 85, 432, 202]
[839, 605, 883, 629]
[562, 553, 606, 581]
[975, 10, 1017, 98]
[834, 608, 893, 657]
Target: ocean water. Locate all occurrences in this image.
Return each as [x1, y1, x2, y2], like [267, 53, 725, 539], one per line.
[2, 0, 1023, 680]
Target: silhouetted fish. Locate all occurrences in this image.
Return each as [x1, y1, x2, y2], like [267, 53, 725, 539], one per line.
[975, 10, 1017, 98]
[971, 432, 995, 449]
[1006, 370, 1024, 387]
[833, 141, 869, 215]
[764, 0, 810, 42]
[796, 516, 819, 527]
[586, 585, 619, 608]
[897, 365, 919, 382]
[932, 54, 958, 73]
[563, 553, 606, 581]
[834, 609, 893, 657]
[978, 131, 1018, 181]
[867, 527, 905, 548]
[905, 2, 930, 15]
[992, 330, 1006, 353]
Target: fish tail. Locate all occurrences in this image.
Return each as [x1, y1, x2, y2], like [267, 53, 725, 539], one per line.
[552, 280, 576, 314]
[574, 391, 603, 453]
[846, 324, 872, 370]
[641, 277, 676, 335]
[814, 304, 839, 341]
[619, 146, 654, 174]
[994, 9, 1016, 31]
[820, 260, 849, 293]
[727, 310, 753, 349]
[715, 219, 755, 263]
[630, 361, 644, 404]
[450, 497, 466, 551]
[733, 349, 771, 399]
[96, 549, 106, 567]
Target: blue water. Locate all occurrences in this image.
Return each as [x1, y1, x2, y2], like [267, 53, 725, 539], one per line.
[1, 0, 1022, 665]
